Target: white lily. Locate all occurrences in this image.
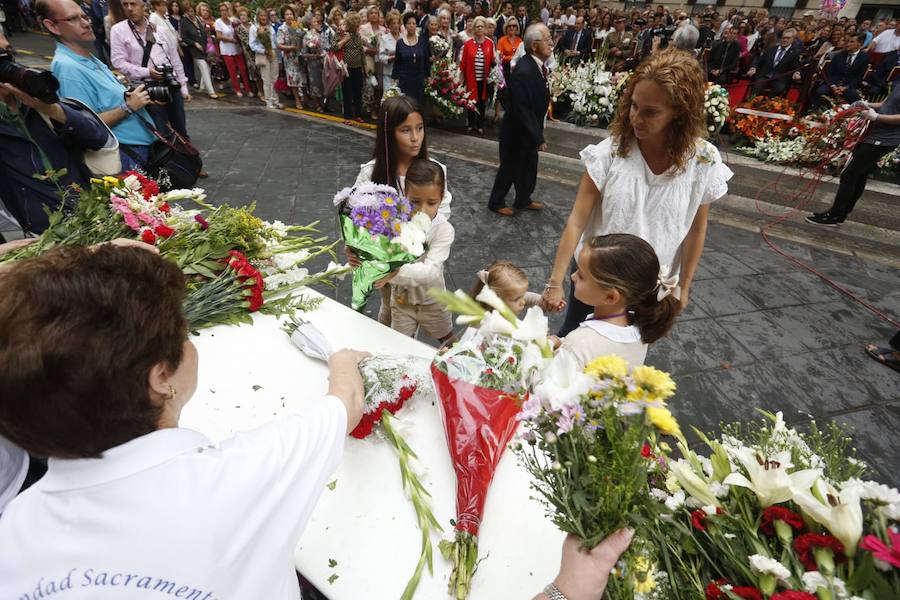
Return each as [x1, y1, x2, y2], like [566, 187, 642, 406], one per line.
[670, 459, 720, 507]
[511, 306, 549, 344]
[535, 351, 592, 411]
[792, 479, 863, 557]
[478, 311, 516, 336]
[475, 286, 514, 319]
[520, 342, 547, 385]
[723, 447, 819, 507]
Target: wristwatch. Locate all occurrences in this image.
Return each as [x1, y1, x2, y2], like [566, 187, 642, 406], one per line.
[119, 102, 134, 116]
[543, 583, 569, 600]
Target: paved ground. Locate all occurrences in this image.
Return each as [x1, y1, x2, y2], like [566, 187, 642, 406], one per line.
[5, 32, 899, 485]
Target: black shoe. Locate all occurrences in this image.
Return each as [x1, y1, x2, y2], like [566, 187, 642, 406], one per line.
[805, 213, 842, 226]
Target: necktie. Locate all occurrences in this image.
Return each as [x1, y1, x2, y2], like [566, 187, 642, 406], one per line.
[774, 47, 783, 66]
[572, 31, 579, 51]
[846, 53, 853, 68]
[541, 64, 548, 80]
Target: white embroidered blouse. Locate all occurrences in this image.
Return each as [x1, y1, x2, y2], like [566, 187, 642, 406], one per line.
[578, 137, 733, 280]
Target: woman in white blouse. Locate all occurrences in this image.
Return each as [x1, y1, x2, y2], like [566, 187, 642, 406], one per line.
[378, 12, 401, 90]
[543, 50, 733, 336]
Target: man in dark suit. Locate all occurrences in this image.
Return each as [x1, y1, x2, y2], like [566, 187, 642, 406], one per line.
[488, 23, 551, 216]
[747, 28, 803, 97]
[808, 33, 870, 110]
[495, 1, 513, 39]
[696, 15, 715, 50]
[562, 16, 592, 64]
[707, 26, 741, 84]
[515, 4, 529, 32]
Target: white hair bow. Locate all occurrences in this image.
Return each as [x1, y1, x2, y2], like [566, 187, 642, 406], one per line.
[656, 267, 681, 302]
[477, 269, 491, 285]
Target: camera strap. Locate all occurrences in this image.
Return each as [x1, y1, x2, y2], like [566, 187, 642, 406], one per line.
[128, 18, 156, 68]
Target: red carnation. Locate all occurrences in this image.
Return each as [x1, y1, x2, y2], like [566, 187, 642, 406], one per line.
[691, 507, 723, 531]
[640, 442, 652, 458]
[771, 592, 817, 600]
[158, 202, 171, 213]
[760, 506, 804, 537]
[793, 533, 846, 571]
[140, 229, 156, 244]
[154, 224, 175, 238]
[194, 214, 210, 230]
[705, 581, 762, 600]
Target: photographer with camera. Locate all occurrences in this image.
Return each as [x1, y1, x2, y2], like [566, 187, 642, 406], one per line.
[109, 0, 190, 140]
[40, 0, 155, 171]
[0, 33, 111, 234]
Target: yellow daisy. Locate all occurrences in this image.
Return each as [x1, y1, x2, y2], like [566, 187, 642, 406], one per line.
[584, 355, 628, 379]
[646, 405, 681, 436]
[631, 365, 676, 401]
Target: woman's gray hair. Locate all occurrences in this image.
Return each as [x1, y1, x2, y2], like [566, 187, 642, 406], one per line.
[672, 23, 699, 51]
[438, 8, 451, 19]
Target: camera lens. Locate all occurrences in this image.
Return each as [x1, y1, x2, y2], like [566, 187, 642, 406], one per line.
[0, 50, 60, 104]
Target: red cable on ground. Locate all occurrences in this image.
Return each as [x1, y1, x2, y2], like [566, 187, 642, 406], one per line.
[727, 104, 900, 329]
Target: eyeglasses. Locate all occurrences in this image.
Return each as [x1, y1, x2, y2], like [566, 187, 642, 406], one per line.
[51, 13, 91, 24]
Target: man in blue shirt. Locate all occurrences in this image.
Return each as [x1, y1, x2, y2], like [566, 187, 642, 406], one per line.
[37, 0, 154, 170]
[0, 33, 108, 233]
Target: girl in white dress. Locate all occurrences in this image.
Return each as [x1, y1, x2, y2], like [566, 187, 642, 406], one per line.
[556, 234, 678, 370]
[542, 49, 732, 336]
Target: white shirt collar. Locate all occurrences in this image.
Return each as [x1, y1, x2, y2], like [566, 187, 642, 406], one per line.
[578, 319, 643, 343]
[531, 53, 545, 71]
[39, 428, 212, 492]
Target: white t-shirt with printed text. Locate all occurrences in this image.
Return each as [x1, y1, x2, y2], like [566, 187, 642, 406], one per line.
[0, 395, 347, 599]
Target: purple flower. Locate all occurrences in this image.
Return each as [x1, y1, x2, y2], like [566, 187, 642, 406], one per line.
[517, 395, 542, 422]
[556, 403, 583, 435]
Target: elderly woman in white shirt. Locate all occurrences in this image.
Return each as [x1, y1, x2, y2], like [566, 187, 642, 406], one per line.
[378, 12, 402, 90]
[249, 7, 281, 109]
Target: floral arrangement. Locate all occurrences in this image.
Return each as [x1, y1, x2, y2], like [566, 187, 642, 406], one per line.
[426, 56, 477, 117]
[514, 352, 680, 598]
[549, 62, 629, 125]
[429, 287, 553, 599]
[333, 182, 431, 310]
[284, 317, 440, 600]
[877, 146, 900, 175]
[705, 83, 730, 134]
[801, 105, 869, 173]
[731, 96, 801, 143]
[428, 34, 451, 58]
[638, 411, 899, 600]
[1, 173, 347, 329]
[740, 136, 809, 165]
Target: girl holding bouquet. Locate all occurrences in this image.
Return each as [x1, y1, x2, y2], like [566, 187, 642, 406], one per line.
[556, 233, 678, 370]
[350, 95, 452, 324]
[376, 159, 455, 344]
[542, 49, 733, 336]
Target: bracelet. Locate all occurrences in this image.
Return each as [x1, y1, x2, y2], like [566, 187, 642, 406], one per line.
[120, 102, 134, 116]
[543, 583, 568, 600]
[544, 283, 562, 290]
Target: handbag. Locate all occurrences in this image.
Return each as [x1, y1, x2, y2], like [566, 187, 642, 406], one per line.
[255, 53, 269, 67]
[36, 98, 121, 176]
[124, 113, 203, 189]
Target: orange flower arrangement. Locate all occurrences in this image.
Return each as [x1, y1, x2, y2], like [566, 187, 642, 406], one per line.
[730, 96, 803, 142]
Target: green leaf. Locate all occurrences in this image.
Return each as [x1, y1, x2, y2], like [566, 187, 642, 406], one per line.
[327, 558, 337, 568]
[326, 480, 337, 491]
[327, 574, 338, 585]
[847, 551, 875, 592]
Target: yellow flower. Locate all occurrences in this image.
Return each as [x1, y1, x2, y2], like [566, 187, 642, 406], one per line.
[393, 222, 402, 232]
[381, 210, 391, 219]
[584, 355, 628, 379]
[632, 556, 657, 594]
[631, 365, 676, 401]
[385, 197, 395, 205]
[646, 406, 681, 436]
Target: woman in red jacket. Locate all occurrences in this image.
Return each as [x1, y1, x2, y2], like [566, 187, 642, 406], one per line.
[459, 16, 495, 135]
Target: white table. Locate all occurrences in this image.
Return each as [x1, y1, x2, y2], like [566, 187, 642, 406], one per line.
[179, 292, 565, 599]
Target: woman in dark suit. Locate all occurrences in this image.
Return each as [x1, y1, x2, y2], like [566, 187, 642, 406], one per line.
[392, 12, 430, 104]
[180, 2, 218, 98]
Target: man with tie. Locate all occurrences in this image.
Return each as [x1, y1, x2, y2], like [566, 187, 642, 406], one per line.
[515, 4, 529, 33]
[488, 23, 551, 216]
[808, 33, 870, 110]
[562, 16, 591, 65]
[707, 26, 740, 84]
[747, 27, 802, 97]
[495, 1, 513, 40]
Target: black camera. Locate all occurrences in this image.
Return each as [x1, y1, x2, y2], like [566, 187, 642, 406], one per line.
[0, 48, 60, 104]
[143, 63, 180, 103]
[651, 25, 677, 42]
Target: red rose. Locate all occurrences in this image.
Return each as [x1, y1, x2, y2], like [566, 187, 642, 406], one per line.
[158, 202, 171, 213]
[771, 592, 817, 600]
[705, 580, 727, 600]
[793, 533, 846, 571]
[760, 506, 804, 537]
[640, 442, 652, 458]
[154, 224, 175, 238]
[141, 229, 156, 244]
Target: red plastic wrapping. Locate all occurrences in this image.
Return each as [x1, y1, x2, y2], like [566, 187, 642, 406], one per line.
[431, 363, 523, 537]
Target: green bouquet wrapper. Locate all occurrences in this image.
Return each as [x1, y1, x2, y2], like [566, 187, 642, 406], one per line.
[339, 212, 420, 311]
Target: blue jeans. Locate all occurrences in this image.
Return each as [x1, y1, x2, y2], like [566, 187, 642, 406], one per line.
[119, 144, 151, 172]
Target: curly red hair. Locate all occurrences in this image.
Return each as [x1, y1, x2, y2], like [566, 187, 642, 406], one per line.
[610, 49, 708, 174]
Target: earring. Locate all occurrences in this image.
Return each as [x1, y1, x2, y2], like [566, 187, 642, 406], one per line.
[167, 384, 177, 400]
